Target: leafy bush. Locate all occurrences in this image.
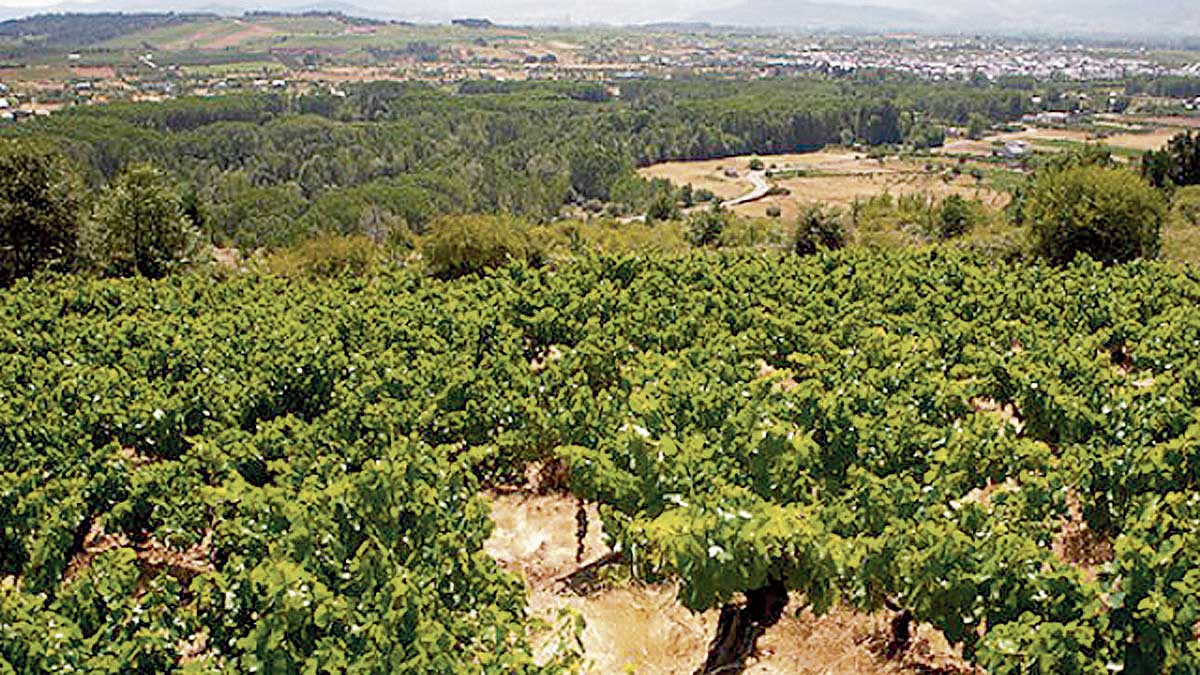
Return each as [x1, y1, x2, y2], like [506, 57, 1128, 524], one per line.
[1026, 165, 1165, 265]
[721, 217, 790, 250]
[0, 140, 82, 286]
[748, 158, 765, 171]
[423, 214, 530, 278]
[1169, 185, 1200, 227]
[934, 194, 981, 239]
[793, 205, 847, 256]
[79, 163, 202, 279]
[685, 204, 733, 248]
[1142, 131, 1200, 188]
[646, 192, 682, 223]
[766, 205, 782, 218]
[266, 234, 383, 279]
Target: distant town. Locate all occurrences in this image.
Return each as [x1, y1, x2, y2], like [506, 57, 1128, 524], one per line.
[0, 12, 1198, 121]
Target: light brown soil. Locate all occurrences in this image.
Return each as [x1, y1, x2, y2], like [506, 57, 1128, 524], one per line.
[485, 486, 972, 674]
[63, 518, 214, 587]
[1052, 492, 1114, 583]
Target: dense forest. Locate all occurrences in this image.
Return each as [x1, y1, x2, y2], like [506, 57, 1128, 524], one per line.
[2, 77, 1032, 250]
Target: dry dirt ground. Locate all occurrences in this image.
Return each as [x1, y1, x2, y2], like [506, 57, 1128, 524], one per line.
[485, 480, 970, 674]
[940, 125, 1178, 157]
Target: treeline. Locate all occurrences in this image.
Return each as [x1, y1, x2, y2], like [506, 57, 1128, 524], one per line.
[1125, 75, 1200, 99]
[3, 78, 1033, 251]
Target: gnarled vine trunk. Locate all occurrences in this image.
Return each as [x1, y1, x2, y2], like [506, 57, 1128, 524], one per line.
[696, 578, 788, 675]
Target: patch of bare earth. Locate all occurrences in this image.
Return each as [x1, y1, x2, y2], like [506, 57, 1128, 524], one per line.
[63, 517, 215, 587]
[486, 470, 971, 674]
[1052, 492, 1113, 582]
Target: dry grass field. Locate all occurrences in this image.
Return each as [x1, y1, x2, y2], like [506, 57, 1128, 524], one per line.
[940, 124, 1179, 159]
[1137, 116, 1200, 130]
[642, 152, 1006, 222]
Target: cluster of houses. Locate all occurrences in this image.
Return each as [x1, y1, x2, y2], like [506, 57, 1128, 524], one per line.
[0, 84, 52, 122]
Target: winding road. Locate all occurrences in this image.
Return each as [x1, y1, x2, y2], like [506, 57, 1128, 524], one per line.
[721, 170, 771, 207]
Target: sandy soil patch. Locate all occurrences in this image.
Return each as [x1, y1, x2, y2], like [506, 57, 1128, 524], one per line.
[485, 487, 970, 674]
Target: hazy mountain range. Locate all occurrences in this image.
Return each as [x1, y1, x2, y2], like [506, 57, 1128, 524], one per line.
[0, 0, 1196, 39]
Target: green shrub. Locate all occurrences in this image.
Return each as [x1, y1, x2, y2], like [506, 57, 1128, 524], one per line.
[1143, 131, 1200, 188]
[766, 205, 782, 218]
[266, 234, 382, 279]
[934, 194, 981, 240]
[79, 163, 202, 279]
[685, 204, 733, 248]
[0, 140, 83, 285]
[748, 158, 765, 171]
[646, 192, 681, 223]
[794, 205, 847, 256]
[1026, 165, 1165, 265]
[423, 214, 530, 278]
[721, 217, 790, 250]
[1170, 185, 1200, 227]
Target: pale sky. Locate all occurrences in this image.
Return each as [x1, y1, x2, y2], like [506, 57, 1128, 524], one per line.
[0, 0, 1193, 37]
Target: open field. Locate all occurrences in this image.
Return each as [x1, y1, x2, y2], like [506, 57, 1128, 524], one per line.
[941, 125, 1178, 158]
[642, 151, 1007, 221]
[1131, 116, 1200, 129]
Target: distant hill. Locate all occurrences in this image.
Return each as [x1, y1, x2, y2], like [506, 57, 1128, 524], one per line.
[0, 12, 213, 49]
[0, 0, 1194, 39]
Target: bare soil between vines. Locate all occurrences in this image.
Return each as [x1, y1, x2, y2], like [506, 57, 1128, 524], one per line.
[485, 479, 972, 674]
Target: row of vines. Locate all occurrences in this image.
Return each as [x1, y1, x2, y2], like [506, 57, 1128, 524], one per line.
[2, 251, 1199, 672]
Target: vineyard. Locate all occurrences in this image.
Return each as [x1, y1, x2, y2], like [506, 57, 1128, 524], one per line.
[2, 251, 1200, 672]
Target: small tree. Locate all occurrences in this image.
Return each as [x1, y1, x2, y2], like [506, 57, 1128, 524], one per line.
[793, 205, 846, 256]
[934, 195, 978, 239]
[1166, 131, 1200, 186]
[686, 203, 732, 248]
[646, 191, 681, 223]
[1026, 165, 1165, 265]
[0, 140, 82, 285]
[80, 164, 202, 278]
[1143, 131, 1200, 189]
[966, 114, 990, 141]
